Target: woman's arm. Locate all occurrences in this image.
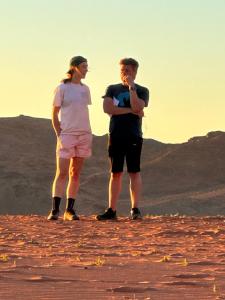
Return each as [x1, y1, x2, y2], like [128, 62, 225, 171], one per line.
[52, 106, 61, 137]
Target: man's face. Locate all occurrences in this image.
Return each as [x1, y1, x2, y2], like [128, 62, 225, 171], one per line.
[120, 64, 137, 85]
[75, 62, 88, 78]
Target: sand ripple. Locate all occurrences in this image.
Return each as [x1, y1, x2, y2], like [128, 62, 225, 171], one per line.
[0, 215, 224, 299]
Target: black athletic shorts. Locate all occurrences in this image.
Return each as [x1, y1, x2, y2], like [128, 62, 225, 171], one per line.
[108, 135, 143, 173]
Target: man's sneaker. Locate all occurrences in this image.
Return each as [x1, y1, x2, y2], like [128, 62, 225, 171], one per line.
[63, 209, 80, 221]
[96, 208, 117, 220]
[47, 209, 59, 221]
[130, 207, 142, 220]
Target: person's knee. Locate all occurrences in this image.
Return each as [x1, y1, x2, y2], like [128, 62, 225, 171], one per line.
[111, 172, 123, 180]
[128, 172, 141, 180]
[69, 167, 80, 180]
[56, 169, 68, 180]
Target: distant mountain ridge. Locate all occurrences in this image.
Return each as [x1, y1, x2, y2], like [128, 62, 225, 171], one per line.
[0, 115, 224, 215]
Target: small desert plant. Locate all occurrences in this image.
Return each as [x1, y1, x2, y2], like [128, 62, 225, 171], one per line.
[29, 239, 39, 245]
[131, 251, 141, 257]
[94, 256, 105, 266]
[0, 254, 9, 262]
[159, 255, 171, 262]
[181, 258, 188, 266]
[75, 241, 83, 248]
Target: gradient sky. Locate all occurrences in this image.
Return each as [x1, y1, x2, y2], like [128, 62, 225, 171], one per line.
[1, 0, 225, 142]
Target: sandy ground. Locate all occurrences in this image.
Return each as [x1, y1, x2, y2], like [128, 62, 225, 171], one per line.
[0, 215, 225, 300]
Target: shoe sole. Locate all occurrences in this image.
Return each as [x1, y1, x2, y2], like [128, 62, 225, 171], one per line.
[130, 215, 142, 220]
[47, 215, 59, 221]
[96, 216, 117, 221]
[63, 215, 80, 221]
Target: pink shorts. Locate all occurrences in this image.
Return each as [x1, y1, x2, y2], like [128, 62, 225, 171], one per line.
[56, 133, 92, 159]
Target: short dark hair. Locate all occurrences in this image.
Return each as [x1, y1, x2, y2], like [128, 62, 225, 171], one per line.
[119, 58, 139, 70]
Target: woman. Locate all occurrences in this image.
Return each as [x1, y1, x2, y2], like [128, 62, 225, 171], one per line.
[47, 56, 92, 221]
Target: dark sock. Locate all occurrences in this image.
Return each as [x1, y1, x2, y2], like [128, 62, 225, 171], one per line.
[109, 207, 116, 212]
[52, 196, 61, 211]
[66, 198, 75, 211]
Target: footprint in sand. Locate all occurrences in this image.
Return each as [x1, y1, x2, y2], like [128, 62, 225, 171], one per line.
[162, 281, 209, 287]
[25, 275, 78, 282]
[108, 286, 157, 293]
[190, 261, 220, 266]
[172, 273, 214, 279]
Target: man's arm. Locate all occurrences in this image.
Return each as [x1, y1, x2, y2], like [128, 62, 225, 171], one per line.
[52, 106, 61, 137]
[103, 97, 133, 115]
[103, 97, 144, 117]
[124, 75, 146, 113]
[129, 88, 145, 113]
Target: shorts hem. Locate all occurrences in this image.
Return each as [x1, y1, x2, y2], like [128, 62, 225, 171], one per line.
[57, 153, 92, 159]
[111, 169, 124, 173]
[127, 169, 141, 173]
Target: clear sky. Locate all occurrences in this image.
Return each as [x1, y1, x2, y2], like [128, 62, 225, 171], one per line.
[1, 0, 225, 143]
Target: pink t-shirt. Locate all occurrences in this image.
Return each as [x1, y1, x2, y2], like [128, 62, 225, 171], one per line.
[53, 82, 92, 135]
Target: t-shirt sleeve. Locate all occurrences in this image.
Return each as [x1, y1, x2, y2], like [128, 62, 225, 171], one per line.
[138, 87, 150, 107]
[53, 84, 64, 107]
[102, 85, 113, 99]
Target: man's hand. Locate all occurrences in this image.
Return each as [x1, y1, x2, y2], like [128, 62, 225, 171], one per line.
[133, 110, 144, 118]
[123, 75, 134, 88]
[104, 97, 134, 115]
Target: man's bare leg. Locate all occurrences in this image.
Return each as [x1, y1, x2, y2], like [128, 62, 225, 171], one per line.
[128, 172, 142, 208]
[109, 172, 123, 211]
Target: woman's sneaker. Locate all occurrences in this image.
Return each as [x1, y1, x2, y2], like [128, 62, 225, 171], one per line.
[47, 209, 59, 221]
[130, 207, 142, 220]
[96, 208, 117, 220]
[63, 208, 80, 221]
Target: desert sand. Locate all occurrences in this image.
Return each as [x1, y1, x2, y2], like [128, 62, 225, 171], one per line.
[0, 215, 225, 299]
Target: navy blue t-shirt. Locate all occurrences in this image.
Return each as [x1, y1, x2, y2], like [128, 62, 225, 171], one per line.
[103, 83, 149, 138]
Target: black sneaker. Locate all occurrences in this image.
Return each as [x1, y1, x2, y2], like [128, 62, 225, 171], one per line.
[47, 209, 59, 221]
[96, 208, 117, 220]
[63, 209, 80, 221]
[130, 208, 142, 220]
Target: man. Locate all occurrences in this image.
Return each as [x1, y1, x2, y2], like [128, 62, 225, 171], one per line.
[96, 58, 149, 220]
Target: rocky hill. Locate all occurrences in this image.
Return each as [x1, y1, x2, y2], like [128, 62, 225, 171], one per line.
[0, 115, 224, 215]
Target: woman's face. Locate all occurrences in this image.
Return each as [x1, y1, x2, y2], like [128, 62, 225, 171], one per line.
[75, 62, 88, 78]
